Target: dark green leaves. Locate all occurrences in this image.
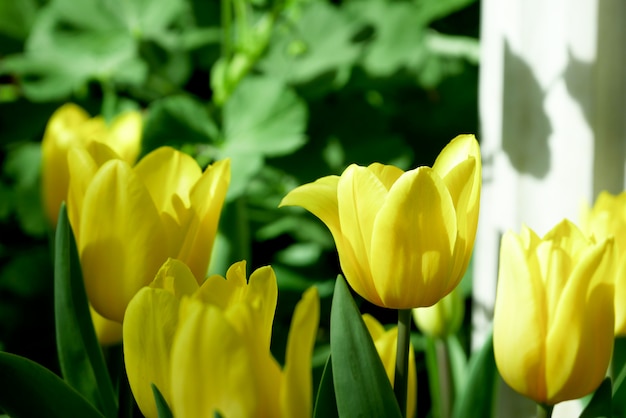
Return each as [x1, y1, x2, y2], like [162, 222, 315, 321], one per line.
[54, 203, 117, 418]
[329, 275, 402, 418]
[152, 383, 174, 418]
[0, 351, 104, 418]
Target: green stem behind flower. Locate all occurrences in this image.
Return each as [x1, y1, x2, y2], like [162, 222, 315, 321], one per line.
[536, 403, 553, 418]
[394, 309, 412, 417]
[435, 339, 452, 418]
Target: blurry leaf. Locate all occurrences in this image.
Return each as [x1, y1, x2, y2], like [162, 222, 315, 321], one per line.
[276, 242, 323, 267]
[314, 355, 339, 418]
[580, 378, 611, 418]
[3, 143, 46, 236]
[54, 204, 118, 418]
[259, 1, 360, 86]
[220, 76, 307, 199]
[0, 351, 104, 418]
[447, 335, 468, 402]
[425, 30, 480, 64]
[0, 248, 50, 297]
[415, 0, 477, 24]
[108, 0, 185, 41]
[0, 183, 12, 220]
[452, 330, 497, 418]
[346, 0, 427, 77]
[151, 384, 174, 418]
[223, 76, 307, 156]
[257, 215, 333, 248]
[612, 337, 626, 417]
[142, 95, 219, 154]
[330, 275, 402, 418]
[0, 0, 38, 40]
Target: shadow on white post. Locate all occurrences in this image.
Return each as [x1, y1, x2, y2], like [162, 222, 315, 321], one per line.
[474, 0, 626, 417]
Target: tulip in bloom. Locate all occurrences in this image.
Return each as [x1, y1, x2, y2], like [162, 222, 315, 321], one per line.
[362, 314, 417, 418]
[67, 146, 230, 323]
[123, 259, 320, 418]
[280, 134, 481, 309]
[41, 103, 142, 225]
[493, 220, 615, 405]
[580, 190, 626, 335]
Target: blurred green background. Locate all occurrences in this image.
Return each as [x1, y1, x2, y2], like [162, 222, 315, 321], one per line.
[0, 0, 479, 415]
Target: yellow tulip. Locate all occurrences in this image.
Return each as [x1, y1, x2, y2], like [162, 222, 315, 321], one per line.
[413, 287, 464, 339]
[580, 191, 626, 335]
[41, 103, 142, 225]
[362, 314, 417, 418]
[493, 220, 615, 405]
[123, 259, 320, 418]
[67, 146, 230, 323]
[279, 134, 481, 309]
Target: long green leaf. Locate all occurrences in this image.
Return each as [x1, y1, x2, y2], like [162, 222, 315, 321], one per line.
[330, 275, 402, 418]
[313, 354, 339, 418]
[54, 203, 117, 417]
[452, 330, 497, 418]
[151, 383, 174, 418]
[580, 378, 611, 418]
[0, 351, 104, 418]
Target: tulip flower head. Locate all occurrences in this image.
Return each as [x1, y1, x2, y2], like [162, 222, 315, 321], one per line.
[67, 146, 230, 323]
[123, 259, 320, 418]
[413, 287, 464, 339]
[280, 134, 481, 309]
[580, 190, 626, 335]
[41, 103, 142, 225]
[493, 220, 615, 405]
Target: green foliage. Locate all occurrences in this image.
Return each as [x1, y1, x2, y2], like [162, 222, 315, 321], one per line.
[54, 204, 117, 417]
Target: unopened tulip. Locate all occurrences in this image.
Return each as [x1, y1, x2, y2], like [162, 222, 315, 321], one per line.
[123, 259, 320, 418]
[41, 103, 142, 225]
[67, 146, 230, 323]
[494, 220, 615, 405]
[280, 135, 481, 309]
[581, 191, 626, 335]
[413, 287, 464, 339]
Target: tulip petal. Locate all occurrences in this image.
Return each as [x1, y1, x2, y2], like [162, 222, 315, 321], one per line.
[67, 148, 99, 239]
[104, 111, 142, 163]
[79, 160, 168, 322]
[177, 158, 230, 281]
[90, 306, 122, 346]
[134, 147, 202, 221]
[367, 163, 403, 190]
[545, 238, 614, 404]
[281, 286, 320, 418]
[279, 175, 342, 240]
[171, 300, 258, 418]
[371, 167, 457, 308]
[150, 258, 199, 298]
[494, 231, 547, 402]
[124, 287, 180, 418]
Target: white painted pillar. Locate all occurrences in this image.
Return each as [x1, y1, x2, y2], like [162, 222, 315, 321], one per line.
[473, 0, 626, 416]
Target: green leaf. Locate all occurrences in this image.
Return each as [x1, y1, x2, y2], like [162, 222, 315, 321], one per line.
[452, 330, 497, 418]
[313, 354, 339, 418]
[220, 76, 307, 199]
[580, 378, 611, 418]
[330, 275, 402, 418]
[0, 0, 37, 40]
[611, 337, 626, 417]
[142, 95, 219, 154]
[54, 203, 118, 418]
[0, 351, 104, 418]
[151, 383, 174, 418]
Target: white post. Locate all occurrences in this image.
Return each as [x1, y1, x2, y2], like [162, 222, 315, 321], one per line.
[474, 0, 626, 416]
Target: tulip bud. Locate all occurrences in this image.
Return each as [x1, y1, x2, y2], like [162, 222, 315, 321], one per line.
[413, 287, 464, 339]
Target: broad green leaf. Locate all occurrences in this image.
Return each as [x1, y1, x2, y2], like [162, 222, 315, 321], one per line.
[152, 383, 174, 418]
[313, 355, 339, 418]
[580, 378, 611, 418]
[259, 1, 360, 86]
[452, 330, 497, 418]
[54, 204, 117, 418]
[0, 0, 37, 39]
[424, 337, 444, 418]
[220, 76, 307, 199]
[447, 335, 469, 402]
[330, 275, 402, 418]
[142, 95, 219, 154]
[0, 351, 104, 418]
[612, 337, 626, 417]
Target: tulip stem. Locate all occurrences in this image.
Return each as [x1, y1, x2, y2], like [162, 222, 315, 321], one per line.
[435, 339, 452, 418]
[394, 308, 412, 417]
[536, 403, 553, 418]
